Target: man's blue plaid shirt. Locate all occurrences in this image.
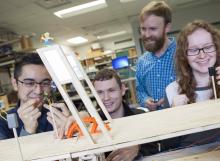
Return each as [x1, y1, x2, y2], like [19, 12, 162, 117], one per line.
[136, 38, 176, 108]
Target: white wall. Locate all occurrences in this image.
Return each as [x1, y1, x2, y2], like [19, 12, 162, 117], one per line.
[74, 34, 135, 59]
[74, 1, 220, 58]
[135, 1, 220, 56]
[172, 1, 220, 31]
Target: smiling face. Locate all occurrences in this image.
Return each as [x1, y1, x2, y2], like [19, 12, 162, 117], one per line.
[94, 78, 126, 115]
[11, 64, 51, 106]
[140, 14, 169, 53]
[187, 28, 216, 75]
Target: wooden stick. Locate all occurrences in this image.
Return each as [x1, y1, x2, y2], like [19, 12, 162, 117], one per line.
[12, 128, 24, 161]
[208, 67, 217, 99]
[211, 76, 217, 99]
[49, 104, 59, 138]
[44, 92, 59, 138]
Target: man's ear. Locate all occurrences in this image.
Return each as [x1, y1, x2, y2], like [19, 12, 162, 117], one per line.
[165, 22, 171, 33]
[121, 83, 126, 96]
[11, 78, 18, 91]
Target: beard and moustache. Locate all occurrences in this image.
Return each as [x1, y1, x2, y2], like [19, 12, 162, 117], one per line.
[142, 30, 166, 53]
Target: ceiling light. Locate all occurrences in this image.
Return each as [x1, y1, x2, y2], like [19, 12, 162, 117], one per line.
[120, 0, 136, 3]
[67, 36, 88, 44]
[104, 50, 114, 55]
[97, 31, 127, 40]
[54, 0, 107, 18]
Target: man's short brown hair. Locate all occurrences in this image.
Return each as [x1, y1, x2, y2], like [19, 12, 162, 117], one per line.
[93, 69, 122, 88]
[140, 1, 172, 24]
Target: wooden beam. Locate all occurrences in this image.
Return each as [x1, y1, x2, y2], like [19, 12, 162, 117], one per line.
[168, 149, 220, 161]
[1, 99, 220, 161]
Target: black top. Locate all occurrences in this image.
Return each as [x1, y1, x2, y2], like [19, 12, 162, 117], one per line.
[99, 102, 145, 160]
[0, 102, 53, 140]
[98, 102, 181, 157]
[99, 101, 144, 120]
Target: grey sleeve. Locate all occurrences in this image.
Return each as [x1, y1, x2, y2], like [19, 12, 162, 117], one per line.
[163, 93, 171, 109]
[20, 127, 31, 136]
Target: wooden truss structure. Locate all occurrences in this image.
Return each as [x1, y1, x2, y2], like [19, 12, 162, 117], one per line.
[0, 45, 220, 161]
[37, 45, 112, 144]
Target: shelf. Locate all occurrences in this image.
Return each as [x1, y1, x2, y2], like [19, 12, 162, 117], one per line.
[0, 59, 15, 67]
[128, 55, 137, 59]
[95, 61, 111, 66]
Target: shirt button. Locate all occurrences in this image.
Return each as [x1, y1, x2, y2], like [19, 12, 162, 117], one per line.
[157, 60, 161, 62]
[157, 74, 160, 77]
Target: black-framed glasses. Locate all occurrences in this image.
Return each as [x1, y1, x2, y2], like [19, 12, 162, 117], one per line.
[187, 44, 216, 56]
[17, 79, 52, 88]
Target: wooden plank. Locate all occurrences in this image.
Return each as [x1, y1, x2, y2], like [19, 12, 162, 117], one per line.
[143, 141, 220, 161]
[169, 149, 220, 161]
[1, 99, 220, 161]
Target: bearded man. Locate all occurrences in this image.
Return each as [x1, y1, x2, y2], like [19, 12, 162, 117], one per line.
[136, 1, 176, 111]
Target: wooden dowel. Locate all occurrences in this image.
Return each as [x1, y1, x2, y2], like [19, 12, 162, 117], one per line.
[13, 128, 24, 161]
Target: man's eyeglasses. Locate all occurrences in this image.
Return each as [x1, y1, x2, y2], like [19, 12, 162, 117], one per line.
[17, 79, 52, 88]
[187, 44, 216, 56]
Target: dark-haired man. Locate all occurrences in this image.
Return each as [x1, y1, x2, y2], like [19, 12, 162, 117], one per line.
[136, 1, 176, 111]
[93, 68, 144, 161]
[0, 53, 70, 139]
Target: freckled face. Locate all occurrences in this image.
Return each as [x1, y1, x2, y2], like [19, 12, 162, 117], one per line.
[187, 28, 216, 75]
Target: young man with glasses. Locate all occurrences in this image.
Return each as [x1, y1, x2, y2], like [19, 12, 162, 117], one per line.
[0, 53, 70, 139]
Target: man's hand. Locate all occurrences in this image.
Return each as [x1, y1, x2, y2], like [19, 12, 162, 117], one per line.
[145, 98, 165, 111]
[157, 98, 164, 107]
[145, 98, 157, 111]
[106, 145, 139, 161]
[216, 66, 220, 85]
[18, 99, 41, 134]
[172, 94, 189, 107]
[44, 103, 70, 139]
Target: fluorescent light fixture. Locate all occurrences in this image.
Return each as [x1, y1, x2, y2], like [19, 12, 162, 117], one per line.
[97, 31, 127, 40]
[67, 36, 88, 45]
[120, 0, 136, 3]
[104, 50, 114, 55]
[54, 0, 107, 18]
